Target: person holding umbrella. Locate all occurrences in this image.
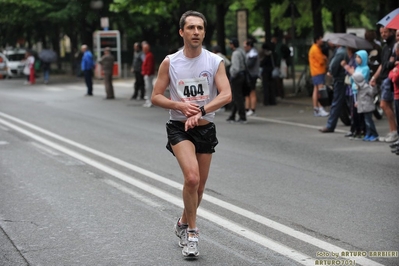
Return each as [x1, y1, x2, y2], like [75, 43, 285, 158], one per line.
[39, 49, 57, 84]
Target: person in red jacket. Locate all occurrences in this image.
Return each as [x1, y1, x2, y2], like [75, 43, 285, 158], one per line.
[142, 41, 155, 107]
[388, 41, 399, 153]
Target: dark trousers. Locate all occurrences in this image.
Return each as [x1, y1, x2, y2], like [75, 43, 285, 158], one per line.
[364, 112, 378, 137]
[350, 94, 365, 134]
[262, 72, 276, 105]
[104, 73, 114, 98]
[326, 80, 346, 130]
[83, 70, 93, 95]
[133, 71, 145, 99]
[229, 74, 246, 120]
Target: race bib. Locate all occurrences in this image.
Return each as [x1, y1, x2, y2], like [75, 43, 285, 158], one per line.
[177, 77, 209, 102]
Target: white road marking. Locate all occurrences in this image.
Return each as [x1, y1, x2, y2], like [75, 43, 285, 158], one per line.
[0, 141, 9, 145]
[0, 112, 385, 266]
[0, 116, 315, 265]
[248, 116, 347, 133]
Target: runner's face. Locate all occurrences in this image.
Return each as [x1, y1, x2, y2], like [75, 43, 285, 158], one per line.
[180, 16, 205, 48]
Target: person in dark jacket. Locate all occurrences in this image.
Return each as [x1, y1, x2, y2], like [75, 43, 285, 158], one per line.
[260, 42, 278, 105]
[98, 47, 115, 99]
[319, 44, 348, 133]
[370, 27, 397, 143]
[130, 42, 145, 100]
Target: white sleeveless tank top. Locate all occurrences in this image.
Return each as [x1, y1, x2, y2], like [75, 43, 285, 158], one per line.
[167, 48, 222, 122]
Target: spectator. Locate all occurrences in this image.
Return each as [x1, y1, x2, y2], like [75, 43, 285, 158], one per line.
[260, 42, 277, 105]
[141, 41, 155, 107]
[344, 47, 365, 139]
[388, 42, 399, 153]
[42, 61, 51, 84]
[370, 27, 397, 143]
[243, 39, 260, 116]
[226, 38, 247, 124]
[271, 36, 285, 98]
[130, 42, 145, 100]
[308, 35, 329, 117]
[81, 45, 95, 96]
[342, 50, 378, 141]
[23, 50, 35, 85]
[319, 44, 348, 133]
[98, 47, 115, 99]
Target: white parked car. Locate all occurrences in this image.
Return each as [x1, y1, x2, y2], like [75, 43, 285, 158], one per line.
[2, 49, 27, 78]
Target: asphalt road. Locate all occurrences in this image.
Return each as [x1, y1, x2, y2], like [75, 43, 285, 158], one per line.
[0, 76, 398, 266]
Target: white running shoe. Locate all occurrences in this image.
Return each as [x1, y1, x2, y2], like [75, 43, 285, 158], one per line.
[384, 132, 399, 143]
[318, 108, 329, 117]
[182, 230, 199, 257]
[142, 101, 152, 107]
[174, 219, 188, 247]
[246, 110, 253, 116]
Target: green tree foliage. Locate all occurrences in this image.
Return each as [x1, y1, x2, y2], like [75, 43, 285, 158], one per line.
[1, 0, 395, 57]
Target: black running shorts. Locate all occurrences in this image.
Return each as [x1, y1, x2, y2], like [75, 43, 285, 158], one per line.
[166, 120, 218, 155]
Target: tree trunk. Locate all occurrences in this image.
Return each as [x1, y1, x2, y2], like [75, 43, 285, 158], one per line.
[262, 2, 272, 42]
[311, 0, 323, 38]
[332, 8, 346, 33]
[216, 4, 227, 55]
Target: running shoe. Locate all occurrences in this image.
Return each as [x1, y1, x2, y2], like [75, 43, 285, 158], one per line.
[174, 219, 188, 247]
[246, 110, 254, 116]
[389, 140, 399, 149]
[318, 108, 329, 117]
[182, 229, 199, 257]
[385, 132, 398, 143]
[362, 135, 370, 141]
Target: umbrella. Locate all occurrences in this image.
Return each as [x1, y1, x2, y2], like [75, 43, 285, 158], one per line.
[39, 49, 57, 63]
[377, 8, 399, 30]
[323, 33, 373, 50]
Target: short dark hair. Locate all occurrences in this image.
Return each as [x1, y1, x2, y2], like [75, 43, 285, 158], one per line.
[230, 38, 239, 48]
[246, 39, 254, 47]
[179, 10, 207, 30]
[313, 35, 323, 44]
